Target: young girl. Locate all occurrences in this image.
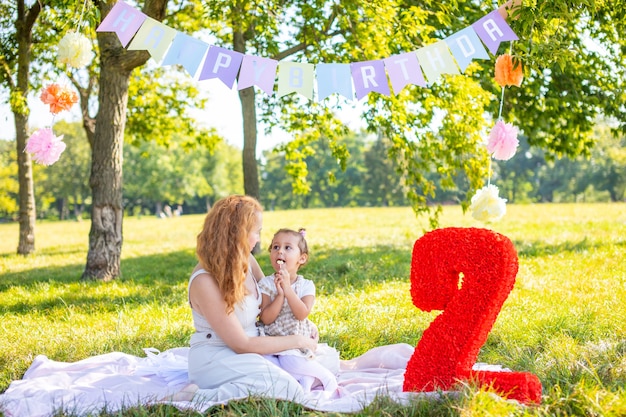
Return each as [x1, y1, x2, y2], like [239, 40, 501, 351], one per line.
[259, 228, 338, 393]
[179, 196, 317, 403]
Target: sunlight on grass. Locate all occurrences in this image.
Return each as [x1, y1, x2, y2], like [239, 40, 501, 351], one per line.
[1, 203, 626, 416]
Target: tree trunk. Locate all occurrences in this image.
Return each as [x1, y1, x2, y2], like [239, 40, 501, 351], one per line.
[82, 0, 168, 280]
[74, 199, 84, 221]
[239, 86, 260, 199]
[14, 0, 41, 255]
[82, 65, 128, 280]
[233, 29, 260, 199]
[15, 111, 36, 254]
[57, 198, 68, 220]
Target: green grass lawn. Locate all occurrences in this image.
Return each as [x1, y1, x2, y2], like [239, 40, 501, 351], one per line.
[1, 203, 626, 416]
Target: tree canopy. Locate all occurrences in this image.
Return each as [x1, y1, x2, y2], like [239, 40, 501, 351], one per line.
[2, 0, 625, 278]
[195, 0, 626, 225]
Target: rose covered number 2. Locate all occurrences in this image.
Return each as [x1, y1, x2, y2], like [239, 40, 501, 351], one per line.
[403, 227, 542, 404]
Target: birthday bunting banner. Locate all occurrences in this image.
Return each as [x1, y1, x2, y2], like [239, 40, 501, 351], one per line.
[97, 1, 518, 101]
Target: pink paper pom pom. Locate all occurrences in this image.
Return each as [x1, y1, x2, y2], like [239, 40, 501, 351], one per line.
[25, 128, 66, 166]
[487, 120, 519, 161]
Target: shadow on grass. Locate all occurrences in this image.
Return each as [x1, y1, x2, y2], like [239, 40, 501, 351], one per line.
[261, 245, 413, 296]
[6, 236, 623, 315]
[0, 250, 197, 315]
[513, 237, 626, 258]
[1, 246, 413, 314]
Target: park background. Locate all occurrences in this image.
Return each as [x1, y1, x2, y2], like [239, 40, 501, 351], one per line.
[1, 117, 624, 222]
[1, 203, 626, 416]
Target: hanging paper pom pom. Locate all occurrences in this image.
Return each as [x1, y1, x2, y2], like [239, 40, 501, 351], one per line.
[495, 54, 523, 87]
[57, 31, 94, 68]
[40, 83, 79, 114]
[470, 184, 507, 222]
[25, 128, 66, 166]
[487, 120, 519, 161]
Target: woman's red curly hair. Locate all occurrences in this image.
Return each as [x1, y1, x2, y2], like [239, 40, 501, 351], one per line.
[196, 195, 262, 314]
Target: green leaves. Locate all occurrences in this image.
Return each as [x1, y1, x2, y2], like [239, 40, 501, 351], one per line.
[125, 67, 214, 151]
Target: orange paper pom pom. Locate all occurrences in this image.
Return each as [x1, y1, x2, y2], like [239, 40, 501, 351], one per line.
[40, 83, 79, 114]
[494, 54, 523, 87]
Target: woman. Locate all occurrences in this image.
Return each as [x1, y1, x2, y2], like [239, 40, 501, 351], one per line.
[178, 195, 317, 403]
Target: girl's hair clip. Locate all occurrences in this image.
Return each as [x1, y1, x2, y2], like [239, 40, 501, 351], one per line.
[298, 228, 306, 238]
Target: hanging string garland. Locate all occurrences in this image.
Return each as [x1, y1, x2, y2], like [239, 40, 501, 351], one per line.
[24, 0, 92, 165]
[470, 50, 523, 222]
[26, 0, 524, 225]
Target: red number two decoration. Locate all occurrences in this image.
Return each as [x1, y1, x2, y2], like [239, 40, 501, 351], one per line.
[403, 227, 542, 404]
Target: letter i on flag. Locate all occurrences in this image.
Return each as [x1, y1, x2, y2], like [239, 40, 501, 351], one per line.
[316, 63, 354, 101]
[96, 1, 147, 47]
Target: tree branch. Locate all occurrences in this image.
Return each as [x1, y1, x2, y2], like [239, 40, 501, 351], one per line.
[24, 0, 43, 34]
[95, 0, 168, 72]
[273, 6, 340, 61]
[0, 57, 15, 90]
[273, 43, 308, 61]
[498, 0, 522, 20]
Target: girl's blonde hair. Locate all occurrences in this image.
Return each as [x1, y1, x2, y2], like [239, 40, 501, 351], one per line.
[196, 195, 262, 313]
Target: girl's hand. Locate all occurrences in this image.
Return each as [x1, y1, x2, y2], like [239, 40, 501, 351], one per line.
[274, 273, 285, 296]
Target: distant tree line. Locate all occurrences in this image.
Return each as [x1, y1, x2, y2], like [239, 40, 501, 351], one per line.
[0, 120, 624, 221]
[261, 121, 626, 210]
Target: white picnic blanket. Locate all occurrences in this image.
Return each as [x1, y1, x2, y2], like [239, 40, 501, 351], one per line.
[0, 343, 507, 416]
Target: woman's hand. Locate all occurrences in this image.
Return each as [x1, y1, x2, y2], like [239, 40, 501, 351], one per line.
[309, 322, 320, 342]
[299, 334, 318, 352]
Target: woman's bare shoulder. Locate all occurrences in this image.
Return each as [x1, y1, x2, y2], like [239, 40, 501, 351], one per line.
[190, 266, 217, 290]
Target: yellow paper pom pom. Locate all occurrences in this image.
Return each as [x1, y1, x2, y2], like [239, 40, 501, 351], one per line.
[57, 31, 94, 69]
[470, 184, 507, 222]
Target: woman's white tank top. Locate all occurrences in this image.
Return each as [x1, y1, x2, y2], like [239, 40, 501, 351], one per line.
[188, 268, 262, 346]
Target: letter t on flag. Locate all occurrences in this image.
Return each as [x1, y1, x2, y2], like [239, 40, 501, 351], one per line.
[96, 1, 147, 47]
[383, 52, 426, 94]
